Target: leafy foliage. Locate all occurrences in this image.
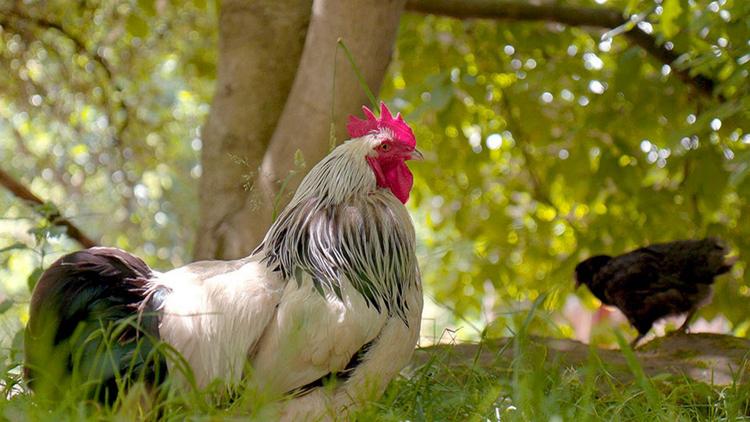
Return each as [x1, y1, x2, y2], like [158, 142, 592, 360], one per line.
[0, 2, 217, 397]
[385, 0, 750, 338]
[0, 0, 216, 272]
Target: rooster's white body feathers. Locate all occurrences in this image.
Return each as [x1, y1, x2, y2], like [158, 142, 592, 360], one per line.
[149, 134, 423, 418]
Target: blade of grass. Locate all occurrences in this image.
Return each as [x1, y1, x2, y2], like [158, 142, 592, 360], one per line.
[337, 38, 378, 110]
[614, 330, 661, 409]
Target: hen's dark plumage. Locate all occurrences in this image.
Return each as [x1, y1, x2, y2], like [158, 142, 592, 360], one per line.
[575, 238, 736, 347]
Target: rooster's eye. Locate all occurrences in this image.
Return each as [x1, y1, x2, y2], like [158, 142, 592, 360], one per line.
[379, 143, 391, 152]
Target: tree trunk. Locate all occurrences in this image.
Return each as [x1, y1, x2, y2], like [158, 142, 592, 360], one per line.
[246, 0, 407, 250]
[194, 0, 312, 260]
[196, 0, 406, 259]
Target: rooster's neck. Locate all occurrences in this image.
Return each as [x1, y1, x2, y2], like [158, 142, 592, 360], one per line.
[257, 137, 419, 324]
[289, 138, 378, 207]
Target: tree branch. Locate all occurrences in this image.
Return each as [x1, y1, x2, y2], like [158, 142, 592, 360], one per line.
[0, 168, 98, 248]
[410, 333, 750, 386]
[405, 0, 719, 100]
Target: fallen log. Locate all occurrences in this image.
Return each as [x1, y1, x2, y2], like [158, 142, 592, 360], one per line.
[410, 333, 750, 385]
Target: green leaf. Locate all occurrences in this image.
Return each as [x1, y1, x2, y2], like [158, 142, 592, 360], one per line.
[27, 267, 43, 292]
[660, 0, 683, 38]
[10, 328, 24, 362]
[0, 299, 13, 315]
[32, 201, 60, 220]
[730, 161, 750, 187]
[294, 149, 306, 169]
[624, 0, 642, 15]
[137, 0, 156, 16]
[126, 14, 150, 38]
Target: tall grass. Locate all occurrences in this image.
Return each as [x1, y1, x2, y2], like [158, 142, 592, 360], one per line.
[2, 344, 749, 420]
[357, 338, 750, 421]
[2, 309, 748, 420]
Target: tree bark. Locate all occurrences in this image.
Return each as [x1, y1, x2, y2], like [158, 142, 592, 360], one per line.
[406, 0, 624, 26]
[194, 0, 312, 260]
[197, 0, 407, 259]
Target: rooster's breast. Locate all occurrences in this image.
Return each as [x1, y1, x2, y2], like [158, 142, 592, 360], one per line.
[249, 272, 388, 396]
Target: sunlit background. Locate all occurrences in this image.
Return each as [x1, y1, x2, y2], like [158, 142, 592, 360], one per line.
[1, 0, 749, 358]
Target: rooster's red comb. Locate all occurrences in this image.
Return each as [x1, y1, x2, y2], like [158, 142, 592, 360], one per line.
[347, 102, 416, 148]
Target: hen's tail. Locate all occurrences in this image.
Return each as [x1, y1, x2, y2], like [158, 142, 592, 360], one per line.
[25, 247, 168, 404]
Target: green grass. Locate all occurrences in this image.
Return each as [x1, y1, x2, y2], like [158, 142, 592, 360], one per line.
[3, 291, 749, 420]
[2, 332, 750, 421]
[3, 284, 748, 420]
[357, 341, 750, 421]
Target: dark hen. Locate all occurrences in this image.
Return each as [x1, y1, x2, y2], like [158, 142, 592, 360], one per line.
[575, 238, 737, 348]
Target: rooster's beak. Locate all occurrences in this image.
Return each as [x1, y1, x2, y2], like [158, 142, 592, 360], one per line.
[409, 148, 424, 161]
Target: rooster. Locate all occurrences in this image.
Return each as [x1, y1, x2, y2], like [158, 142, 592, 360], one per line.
[574, 238, 736, 348]
[25, 102, 424, 419]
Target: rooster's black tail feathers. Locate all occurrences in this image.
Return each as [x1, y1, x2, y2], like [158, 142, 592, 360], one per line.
[25, 247, 168, 404]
